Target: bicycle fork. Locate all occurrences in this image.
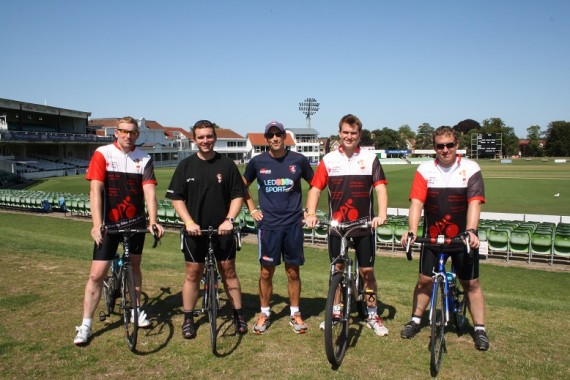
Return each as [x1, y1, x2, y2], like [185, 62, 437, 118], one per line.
[429, 273, 450, 327]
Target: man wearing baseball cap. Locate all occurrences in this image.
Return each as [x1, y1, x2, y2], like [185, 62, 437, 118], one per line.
[243, 121, 314, 334]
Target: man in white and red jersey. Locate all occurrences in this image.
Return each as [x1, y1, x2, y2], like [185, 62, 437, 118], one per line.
[399, 126, 489, 351]
[74, 116, 164, 346]
[305, 114, 390, 337]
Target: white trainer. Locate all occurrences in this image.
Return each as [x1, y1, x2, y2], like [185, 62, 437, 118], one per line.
[367, 314, 389, 336]
[73, 325, 92, 345]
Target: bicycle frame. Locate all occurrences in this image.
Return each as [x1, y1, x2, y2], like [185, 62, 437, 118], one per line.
[322, 218, 371, 367]
[181, 226, 241, 354]
[405, 232, 470, 377]
[101, 225, 160, 352]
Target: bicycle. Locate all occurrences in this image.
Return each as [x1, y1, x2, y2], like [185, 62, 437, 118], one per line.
[405, 231, 469, 377]
[320, 218, 371, 367]
[99, 224, 160, 352]
[181, 226, 241, 354]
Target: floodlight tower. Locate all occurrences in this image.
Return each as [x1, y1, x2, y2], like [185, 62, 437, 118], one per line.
[298, 97, 320, 128]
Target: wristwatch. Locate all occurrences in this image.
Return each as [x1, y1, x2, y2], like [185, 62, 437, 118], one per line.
[225, 217, 235, 224]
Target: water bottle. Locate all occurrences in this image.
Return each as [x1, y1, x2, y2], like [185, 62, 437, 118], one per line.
[446, 272, 456, 288]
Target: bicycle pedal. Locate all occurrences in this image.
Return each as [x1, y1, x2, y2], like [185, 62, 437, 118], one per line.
[99, 311, 107, 322]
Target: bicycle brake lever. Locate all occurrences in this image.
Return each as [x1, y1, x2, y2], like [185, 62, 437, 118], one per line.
[151, 224, 160, 248]
[405, 232, 414, 261]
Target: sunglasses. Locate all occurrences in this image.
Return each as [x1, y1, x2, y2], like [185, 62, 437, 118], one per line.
[265, 131, 285, 139]
[117, 128, 139, 137]
[435, 142, 457, 150]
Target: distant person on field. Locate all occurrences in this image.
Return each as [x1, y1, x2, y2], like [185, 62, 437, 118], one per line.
[74, 116, 165, 346]
[242, 121, 314, 334]
[399, 126, 489, 351]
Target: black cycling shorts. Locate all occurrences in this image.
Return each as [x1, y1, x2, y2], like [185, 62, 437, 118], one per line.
[92, 232, 145, 261]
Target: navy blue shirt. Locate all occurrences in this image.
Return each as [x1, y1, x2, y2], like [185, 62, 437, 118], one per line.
[244, 151, 314, 230]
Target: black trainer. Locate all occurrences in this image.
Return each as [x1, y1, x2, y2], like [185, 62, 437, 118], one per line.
[234, 314, 248, 335]
[400, 321, 421, 339]
[474, 330, 489, 351]
[182, 318, 196, 339]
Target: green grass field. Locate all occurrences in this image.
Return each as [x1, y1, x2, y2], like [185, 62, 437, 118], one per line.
[0, 212, 569, 379]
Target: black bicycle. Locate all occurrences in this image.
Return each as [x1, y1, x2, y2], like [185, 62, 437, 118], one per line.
[405, 232, 469, 377]
[99, 225, 160, 352]
[320, 218, 370, 367]
[181, 226, 241, 354]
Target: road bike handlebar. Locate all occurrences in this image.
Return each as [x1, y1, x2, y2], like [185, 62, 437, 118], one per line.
[405, 232, 470, 261]
[103, 224, 161, 248]
[307, 219, 372, 237]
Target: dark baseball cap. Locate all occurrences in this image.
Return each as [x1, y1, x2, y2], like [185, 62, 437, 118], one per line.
[264, 121, 285, 134]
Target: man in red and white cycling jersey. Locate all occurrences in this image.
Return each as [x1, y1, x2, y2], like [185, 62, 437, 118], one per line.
[305, 114, 389, 337]
[399, 126, 489, 351]
[74, 116, 164, 345]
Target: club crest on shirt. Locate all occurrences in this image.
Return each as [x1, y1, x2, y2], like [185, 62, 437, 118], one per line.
[289, 165, 296, 174]
[217, 173, 222, 183]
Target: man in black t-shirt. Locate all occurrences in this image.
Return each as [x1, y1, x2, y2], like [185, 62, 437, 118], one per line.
[166, 120, 247, 339]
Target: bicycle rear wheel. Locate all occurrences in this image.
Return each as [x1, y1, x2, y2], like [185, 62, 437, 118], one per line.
[430, 276, 446, 377]
[205, 266, 218, 353]
[324, 272, 349, 366]
[121, 265, 138, 352]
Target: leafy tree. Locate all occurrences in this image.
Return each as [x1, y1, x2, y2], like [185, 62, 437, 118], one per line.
[360, 129, 374, 146]
[544, 121, 570, 156]
[525, 125, 543, 157]
[454, 119, 481, 134]
[415, 123, 435, 149]
[371, 127, 400, 150]
[398, 124, 415, 149]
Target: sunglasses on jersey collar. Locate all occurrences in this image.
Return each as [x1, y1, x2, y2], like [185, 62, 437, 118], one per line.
[434, 142, 457, 150]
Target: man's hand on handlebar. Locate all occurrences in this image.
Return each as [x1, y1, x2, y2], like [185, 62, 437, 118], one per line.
[150, 223, 165, 239]
[305, 214, 319, 228]
[401, 231, 416, 248]
[218, 219, 234, 235]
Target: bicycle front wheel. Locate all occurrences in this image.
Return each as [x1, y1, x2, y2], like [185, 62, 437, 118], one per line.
[205, 266, 218, 353]
[430, 276, 446, 377]
[122, 265, 138, 352]
[324, 272, 349, 367]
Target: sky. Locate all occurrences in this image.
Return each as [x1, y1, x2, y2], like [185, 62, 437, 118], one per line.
[2, 1, 569, 139]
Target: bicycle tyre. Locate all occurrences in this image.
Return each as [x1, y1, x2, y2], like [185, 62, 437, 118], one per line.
[206, 266, 218, 353]
[324, 272, 349, 366]
[453, 282, 467, 332]
[430, 276, 446, 377]
[355, 273, 368, 319]
[122, 265, 138, 352]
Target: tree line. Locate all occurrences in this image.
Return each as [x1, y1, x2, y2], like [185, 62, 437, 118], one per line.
[330, 118, 570, 157]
